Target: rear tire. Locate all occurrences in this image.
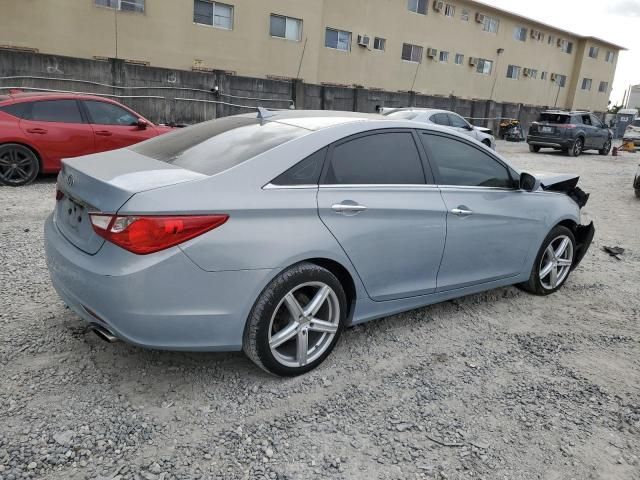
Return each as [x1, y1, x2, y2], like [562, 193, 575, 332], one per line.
[599, 139, 612, 156]
[529, 144, 541, 153]
[518, 226, 576, 296]
[567, 138, 583, 157]
[0, 143, 39, 186]
[243, 262, 347, 376]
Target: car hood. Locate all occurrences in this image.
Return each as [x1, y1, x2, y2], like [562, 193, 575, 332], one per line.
[531, 172, 589, 208]
[474, 126, 493, 135]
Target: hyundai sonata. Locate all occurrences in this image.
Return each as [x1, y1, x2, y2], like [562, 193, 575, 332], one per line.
[45, 110, 594, 376]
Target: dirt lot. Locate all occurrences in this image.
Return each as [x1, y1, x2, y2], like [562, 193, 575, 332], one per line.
[0, 141, 639, 480]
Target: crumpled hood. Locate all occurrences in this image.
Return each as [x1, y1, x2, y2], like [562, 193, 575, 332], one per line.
[531, 172, 589, 208]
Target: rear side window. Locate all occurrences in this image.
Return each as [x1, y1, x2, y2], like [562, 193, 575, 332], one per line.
[84, 100, 138, 125]
[421, 133, 514, 188]
[30, 100, 83, 123]
[131, 116, 309, 176]
[272, 147, 327, 186]
[323, 131, 425, 185]
[538, 113, 570, 124]
[0, 102, 31, 119]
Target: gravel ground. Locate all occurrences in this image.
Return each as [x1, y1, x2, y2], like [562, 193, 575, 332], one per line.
[0, 141, 639, 480]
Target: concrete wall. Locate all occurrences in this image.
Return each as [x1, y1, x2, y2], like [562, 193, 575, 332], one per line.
[0, 0, 622, 112]
[1, 50, 606, 135]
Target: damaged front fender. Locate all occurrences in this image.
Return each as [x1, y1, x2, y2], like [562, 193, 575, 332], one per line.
[535, 173, 590, 208]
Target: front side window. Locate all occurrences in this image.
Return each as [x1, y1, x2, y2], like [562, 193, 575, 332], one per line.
[476, 59, 493, 75]
[374, 37, 386, 51]
[402, 43, 423, 63]
[324, 132, 425, 185]
[270, 14, 302, 41]
[95, 0, 144, 12]
[83, 100, 138, 126]
[448, 114, 469, 129]
[454, 53, 464, 65]
[439, 51, 449, 62]
[588, 46, 599, 58]
[513, 26, 527, 42]
[590, 115, 603, 128]
[30, 100, 83, 123]
[421, 133, 514, 188]
[482, 16, 499, 33]
[407, 0, 427, 15]
[506, 65, 521, 79]
[194, 1, 234, 30]
[581, 78, 592, 91]
[325, 28, 351, 51]
[599, 81, 609, 93]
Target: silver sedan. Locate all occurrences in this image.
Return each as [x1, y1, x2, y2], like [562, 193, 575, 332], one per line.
[45, 110, 594, 376]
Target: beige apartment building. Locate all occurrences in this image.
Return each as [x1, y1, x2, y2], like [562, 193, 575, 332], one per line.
[1, 0, 625, 111]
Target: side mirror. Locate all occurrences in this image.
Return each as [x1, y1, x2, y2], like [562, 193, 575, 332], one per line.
[466, 124, 474, 131]
[136, 118, 149, 129]
[520, 172, 539, 192]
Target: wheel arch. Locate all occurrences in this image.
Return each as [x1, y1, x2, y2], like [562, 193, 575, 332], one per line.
[0, 141, 43, 171]
[305, 257, 357, 322]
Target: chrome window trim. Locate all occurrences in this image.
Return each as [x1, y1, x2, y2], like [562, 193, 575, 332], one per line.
[437, 185, 518, 192]
[319, 184, 438, 190]
[263, 183, 318, 190]
[264, 184, 524, 192]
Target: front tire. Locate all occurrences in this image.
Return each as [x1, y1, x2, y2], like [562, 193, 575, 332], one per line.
[599, 139, 612, 156]
[567, 138, 583, 157]
[0, 144, 40, 186]
[518, 226, 576, 296]
[529, 144, 541, 153]
[243, 262, 347, 376]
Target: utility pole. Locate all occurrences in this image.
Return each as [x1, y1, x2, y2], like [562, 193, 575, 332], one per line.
[114, 2, 119, 59]
[489, 48, 504, 101]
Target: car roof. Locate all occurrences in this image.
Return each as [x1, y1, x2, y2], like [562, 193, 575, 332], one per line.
[0, 91, 120, 104]
[541, 110, 591, 115]
[384, 107, 449, 116]
[240, 110, 383, 131]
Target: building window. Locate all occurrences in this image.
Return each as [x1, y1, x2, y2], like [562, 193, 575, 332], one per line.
[526, 68, 538, 79]
[581, 78, 592, 91]
[194, 1, 234, 29]
[407, 0, 427, 15]
[553, 74, 567, 87]
[454, 53, 464, 65]
[95, 0, 144, 12]
[476, 58, 493, 75]
[541, 71, 547, 80]
[605, 50, 615, 63]
[482, 16, 499, 33]
[513, 26, 527, 42]
[325, 28, 351, 51]
[460, 9, 469, 21]
[599, 81, 609, 93]
[506, 65, 521, 79]
[270, 14, 302, 41]
[439, 51, 449, 62]
[402, 43, 423, 63]
[444, 4, 455, 17]
[588, 46, 599, 59]
[373, 37, 386, 51]
[560, 41, 573, 54]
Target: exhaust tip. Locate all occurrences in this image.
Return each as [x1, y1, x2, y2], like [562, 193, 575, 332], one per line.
[89, 324, 119, 343]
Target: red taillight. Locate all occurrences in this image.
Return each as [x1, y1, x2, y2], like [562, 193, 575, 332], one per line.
[56, 189, 64, 201]
[90, 214, 229, 255]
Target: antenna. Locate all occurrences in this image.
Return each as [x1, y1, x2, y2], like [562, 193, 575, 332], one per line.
[257, 107, 275, 122]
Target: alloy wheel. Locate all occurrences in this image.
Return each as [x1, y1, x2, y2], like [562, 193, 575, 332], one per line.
[573, 139, 583, 156]
[0, 145, 37, 185]
[268, 282, 340, 368]
[539, 235, 574, 290]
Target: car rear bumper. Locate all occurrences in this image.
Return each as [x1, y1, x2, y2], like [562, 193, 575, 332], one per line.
[573, 222, 595, 270]
[44, 214, 274, 351]
[527, 135, 571, 149]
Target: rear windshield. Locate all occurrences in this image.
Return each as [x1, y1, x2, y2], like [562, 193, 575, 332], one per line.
[385, 111, 420, 120]
[538, 113, 571, 124]
[130, 116, 309, 176]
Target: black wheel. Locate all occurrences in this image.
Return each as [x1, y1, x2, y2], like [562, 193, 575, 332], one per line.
[599, 139, 612, 156]
[529, 144, 541, 153]
[0, 144, 39, 186]
[243, 262, 347, 376]
[518, 225, 576, 296]
[567, 138, 583, 157]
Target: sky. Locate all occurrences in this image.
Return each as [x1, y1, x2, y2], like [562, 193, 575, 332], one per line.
[481, 0, 640, 107]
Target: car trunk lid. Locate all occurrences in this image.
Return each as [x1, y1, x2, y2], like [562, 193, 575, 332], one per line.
[55, 149, 206, 254]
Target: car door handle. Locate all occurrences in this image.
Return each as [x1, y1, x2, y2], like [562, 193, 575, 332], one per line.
[451, 207, 473, 216]
[95, 130, 113, 136]
[332, 203, 368, 214]
[26, 128, 47, 134]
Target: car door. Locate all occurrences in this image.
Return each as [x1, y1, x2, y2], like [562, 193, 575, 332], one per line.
[317, 129, 448, 301]
[580, 114, 598, 148]
[18, 99, 95, 169]
[82, 99, 158, 153]
[589, 114, 609, 148]
[447, 113, 477, 141]
[419, 131, 541, 291]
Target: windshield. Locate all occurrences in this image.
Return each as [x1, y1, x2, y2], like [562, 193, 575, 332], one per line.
[385, 111, 420, 120]
[130, 116, 309, 176]
[538, 113, 570, 124]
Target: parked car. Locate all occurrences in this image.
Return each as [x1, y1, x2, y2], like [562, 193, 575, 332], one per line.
[0, 92, 173, 186]
[381, 108, 496, 149]
[527, 110, 612, 157]
[634, 164, 640, 198]
[45, 110, 594, 376]
[623, 118, 640, 146]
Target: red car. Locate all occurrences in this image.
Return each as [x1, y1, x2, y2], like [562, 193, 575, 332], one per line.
[0, 92, 173, 186]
